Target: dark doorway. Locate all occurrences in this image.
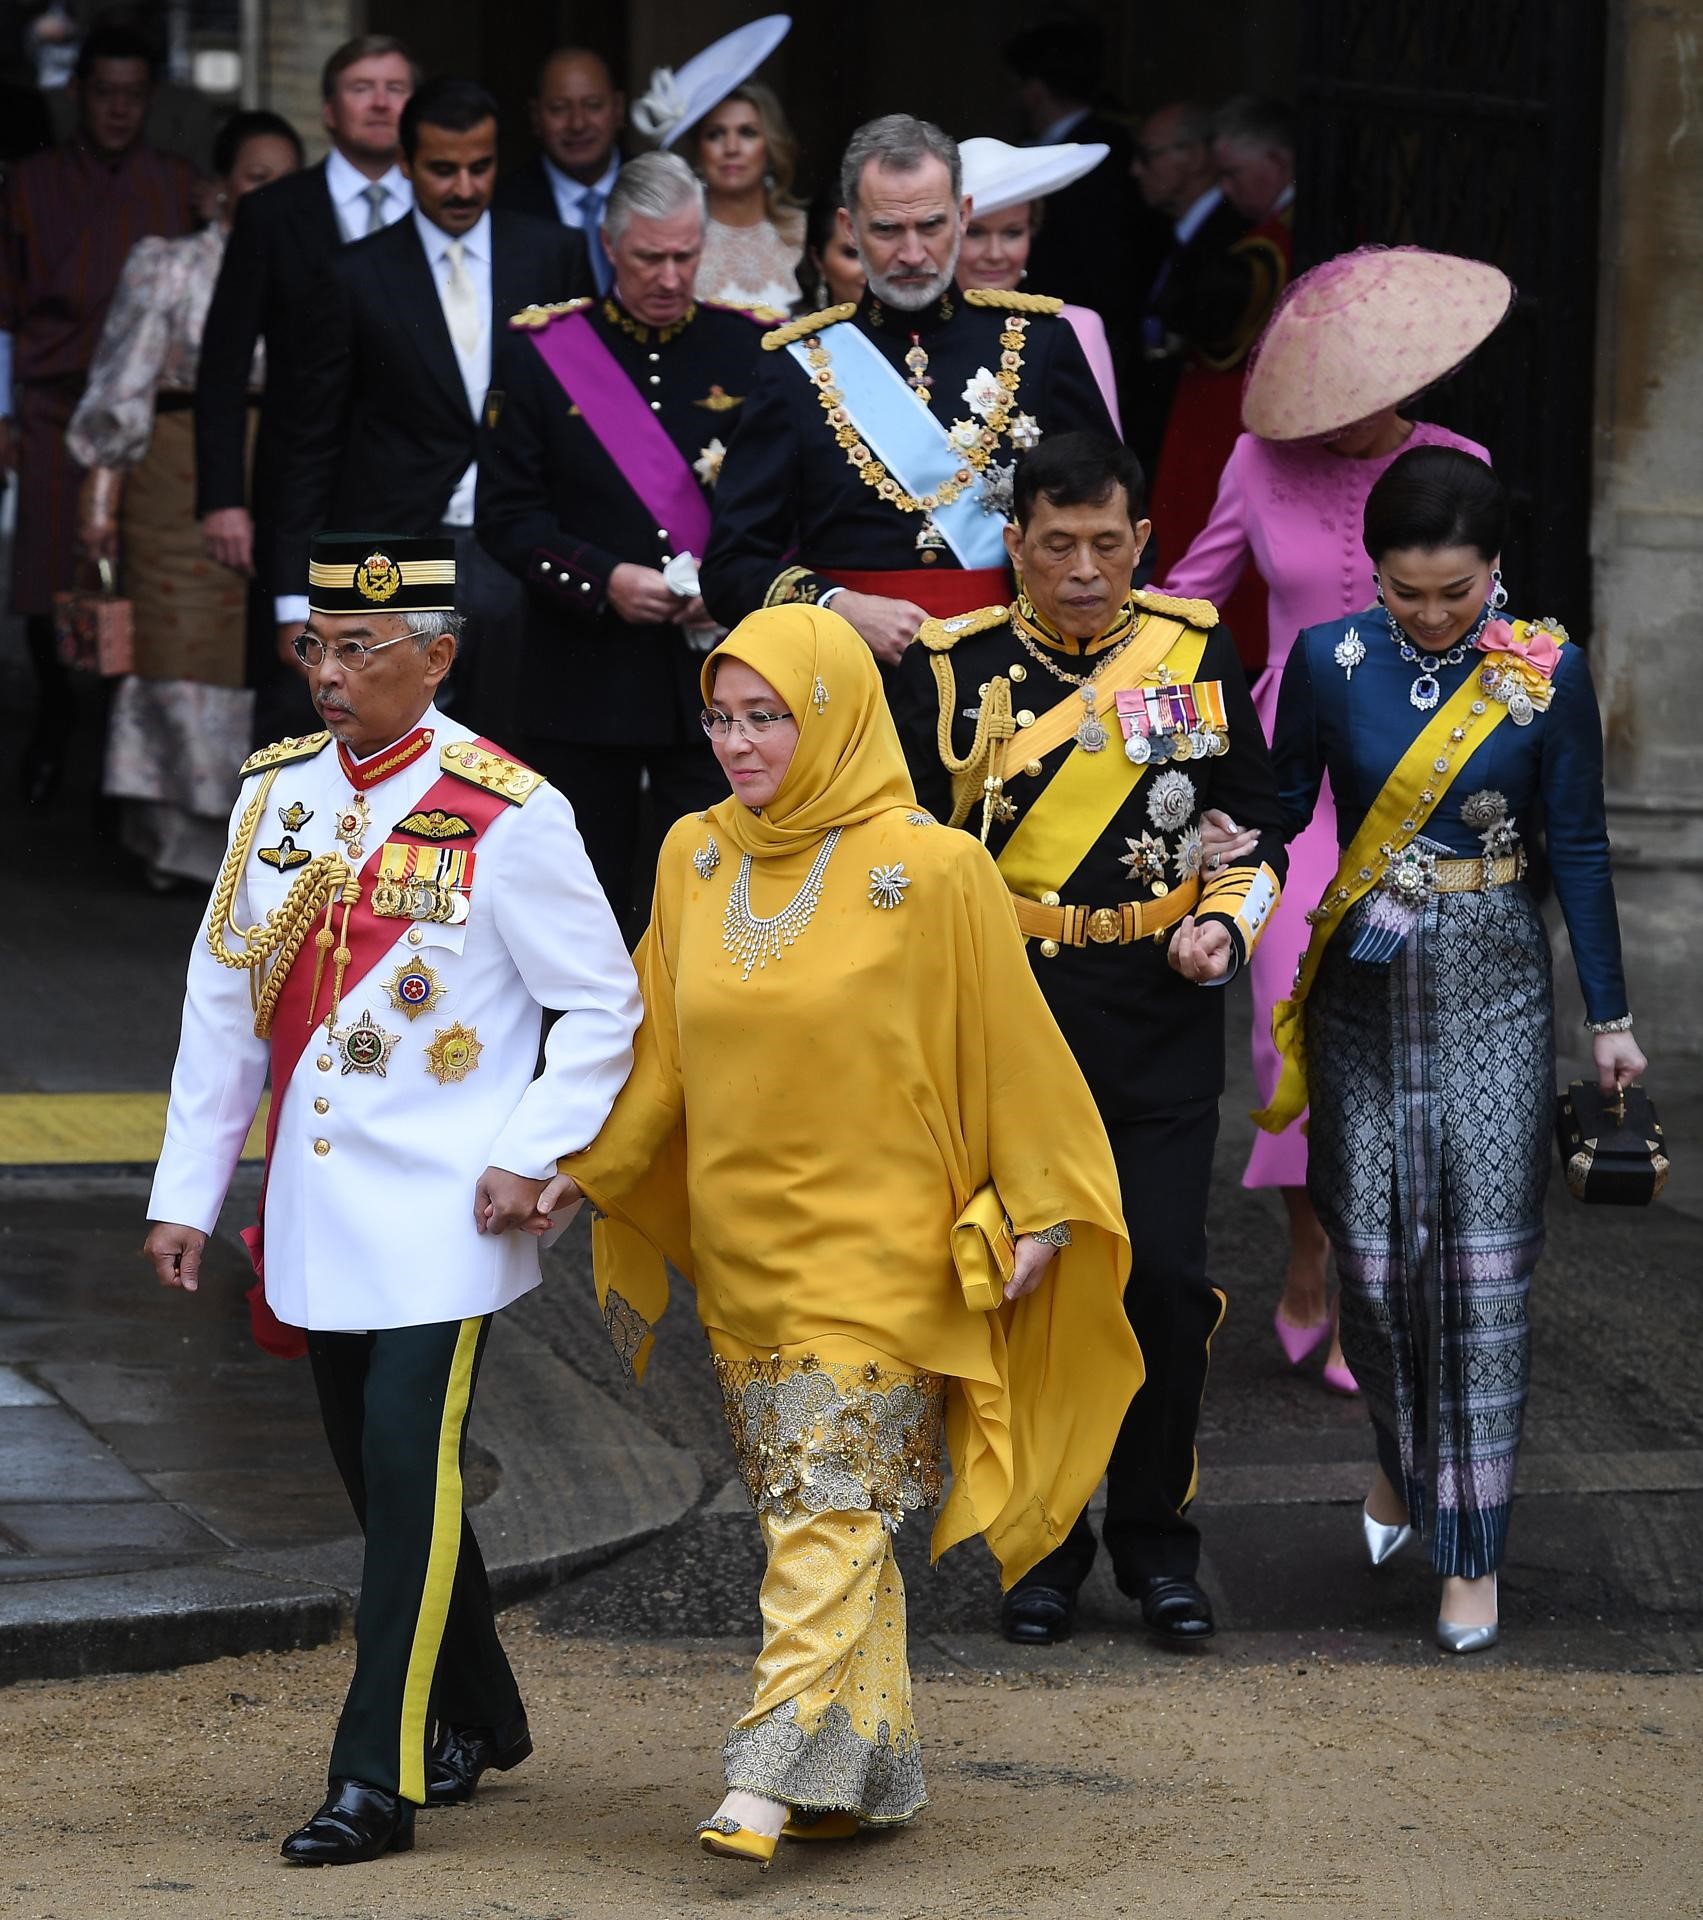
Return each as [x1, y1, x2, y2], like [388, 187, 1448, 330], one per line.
[1295, 1, 1606, 635]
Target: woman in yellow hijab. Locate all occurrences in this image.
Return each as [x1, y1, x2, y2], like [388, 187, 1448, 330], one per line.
[535, 605, 1142, 1864]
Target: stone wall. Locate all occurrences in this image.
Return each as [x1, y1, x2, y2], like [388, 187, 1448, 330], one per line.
[1574, 1, 1703, 1062]
[258, 0, 362, 157]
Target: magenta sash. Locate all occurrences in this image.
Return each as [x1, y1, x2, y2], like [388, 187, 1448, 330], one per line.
[528, 313, 712, 555]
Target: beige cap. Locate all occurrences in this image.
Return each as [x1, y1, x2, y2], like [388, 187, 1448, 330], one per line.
[1241, 246, 1514, 441]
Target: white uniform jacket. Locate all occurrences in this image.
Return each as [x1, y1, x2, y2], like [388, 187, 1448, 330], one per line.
[148, 705, 642, 1331]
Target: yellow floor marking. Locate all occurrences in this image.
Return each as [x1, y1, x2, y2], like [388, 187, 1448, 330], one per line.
[0, 1093, 268, 1166]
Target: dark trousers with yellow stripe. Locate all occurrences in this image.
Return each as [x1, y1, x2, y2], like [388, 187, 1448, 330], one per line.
[1022, 1097, 1227, 1591]
[307, 1315, 523, 1803]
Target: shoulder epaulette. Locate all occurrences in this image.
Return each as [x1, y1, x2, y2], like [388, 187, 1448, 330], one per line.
[508, 297, 594, 331]
[963, 288, 1065, 316]
[239, 731, 331, 778]
[438, 740, 545, 805]
[1133, 587, 1220, 631]
[703, 297, 789, 325]
[918, 604, 1011, 653]
[762, 302, 857, 350]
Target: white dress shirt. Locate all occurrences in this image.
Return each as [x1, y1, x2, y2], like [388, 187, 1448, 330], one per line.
[325, 146, 413, 242]
[1174, 185, 1225, 246]
[413, 207, 493, 527]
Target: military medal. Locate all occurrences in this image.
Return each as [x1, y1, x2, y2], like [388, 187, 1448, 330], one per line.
[258, 798, 315, 869]
[333, 1009, 400, 1076]
[1075, 685, 1108, 754]
[914, 517, 947, 555]
[334, 793, 371, 863]
[425, 1022, 483, 1084]
[369, 843, 475, 922]
[383, 956, 445, 1021]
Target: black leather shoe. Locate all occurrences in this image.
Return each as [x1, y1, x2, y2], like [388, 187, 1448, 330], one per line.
[1129, 1574, 1216, 1646]
[280, 1779, 416, 1865]
[426, 1711, 533, 1807]
[1000, 1582, 1077, 1645]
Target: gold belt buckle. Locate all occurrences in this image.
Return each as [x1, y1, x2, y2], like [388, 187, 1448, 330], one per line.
[1087, 905, 1122, 944]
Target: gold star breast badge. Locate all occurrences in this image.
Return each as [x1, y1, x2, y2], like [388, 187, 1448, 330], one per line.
[425, 1022, 483, 1084]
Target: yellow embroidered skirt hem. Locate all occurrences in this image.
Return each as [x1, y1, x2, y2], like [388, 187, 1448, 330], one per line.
[710, 1333, 942, 1826]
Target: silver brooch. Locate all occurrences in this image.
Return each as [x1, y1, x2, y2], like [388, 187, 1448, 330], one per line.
[1334, 628, 1366, 681]
[812, 675, 829, 714]
[1459, 789, 1508, 829]
[1172, 825, 1205, 880]
[868, 862, 910, 909]
[692, 835, 720, 878]
[1118, 831, 1167, 882]
[906, 810, 933, 827]
[1146, 768, 1196, 832]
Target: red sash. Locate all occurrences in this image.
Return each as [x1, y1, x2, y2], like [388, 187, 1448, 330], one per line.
[821, 565, 1011, 619]
[240, 746, 522, 1357]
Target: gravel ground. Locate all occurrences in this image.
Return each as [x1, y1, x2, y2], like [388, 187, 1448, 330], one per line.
[4, 1616, 1698, 1920]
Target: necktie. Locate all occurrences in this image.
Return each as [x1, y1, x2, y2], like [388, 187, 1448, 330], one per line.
[578, 186, 613, 295]
[443, 239, 482, 357]
[362, 181, 388, 235]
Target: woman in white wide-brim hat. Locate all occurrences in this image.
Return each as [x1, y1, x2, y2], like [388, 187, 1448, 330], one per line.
[631, 15, 804, 312]
[1168, 245, 1513, 1389]
[956, 136, 1121, 430]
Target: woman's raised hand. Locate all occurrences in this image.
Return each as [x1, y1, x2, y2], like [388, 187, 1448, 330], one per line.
[1197, 807, 1259, 871]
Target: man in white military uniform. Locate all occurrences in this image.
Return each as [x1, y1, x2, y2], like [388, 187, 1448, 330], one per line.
[144, 533, 640, 1867]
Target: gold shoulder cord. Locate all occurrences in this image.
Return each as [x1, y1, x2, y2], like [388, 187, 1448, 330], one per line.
[925, 654, 1017, 837]
[963, 287, 1065, 316]
[205, 767, 363, 1039]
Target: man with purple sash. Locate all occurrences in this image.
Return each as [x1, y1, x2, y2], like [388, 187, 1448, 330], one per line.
[478, 151, 769, 932]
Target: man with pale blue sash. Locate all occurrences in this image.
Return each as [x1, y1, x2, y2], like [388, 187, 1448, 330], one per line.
[701, 112, 1116, 672]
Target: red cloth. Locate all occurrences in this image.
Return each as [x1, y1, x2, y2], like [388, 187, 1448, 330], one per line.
[821, 565, 1011, 618]
[0, 140, 197, 612]
[241, 745, 520, 1357]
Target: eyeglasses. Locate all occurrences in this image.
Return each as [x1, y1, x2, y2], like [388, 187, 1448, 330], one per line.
[293, 632, 413, 670]
[699, 708, 794, 740]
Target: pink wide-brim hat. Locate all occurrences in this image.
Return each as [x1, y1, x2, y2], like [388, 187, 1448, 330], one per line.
[1241, 246, 1514, 441]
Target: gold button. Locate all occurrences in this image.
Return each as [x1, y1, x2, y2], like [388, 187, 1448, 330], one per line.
[1016, 709, 1035, 727]
[1009, 663, 1027, 681]
[316, 1055, 332, 1072]
[313, 1138, 330, 1157]
[313, 1097, 329, 1115]
[1039, 939, 1061, 959]
[1024, 759, 1043, 778]
[1152, 880, 1170, 897]
[1040, 890, 1060, 908]
[407, 927, 424, 946]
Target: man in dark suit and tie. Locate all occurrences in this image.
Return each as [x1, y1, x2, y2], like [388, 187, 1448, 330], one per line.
[195, 32, 418, 744]
[492, 46, 624, 297]
[272, 78, 590, 740]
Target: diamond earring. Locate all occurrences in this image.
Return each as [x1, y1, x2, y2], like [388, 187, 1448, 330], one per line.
[1372, 571, 1386, 608]
[1490, 566, 1508, 611]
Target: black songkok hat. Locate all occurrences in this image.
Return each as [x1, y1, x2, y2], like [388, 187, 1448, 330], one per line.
[307, 533, 457, 614]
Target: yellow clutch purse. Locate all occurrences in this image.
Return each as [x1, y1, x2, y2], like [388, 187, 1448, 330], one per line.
[951, 1183, 1014, 1312]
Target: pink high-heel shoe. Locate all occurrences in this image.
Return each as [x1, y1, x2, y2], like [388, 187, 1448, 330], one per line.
[1274, 1303, 1330, 1367]
[1323, 1356, 1360, 1396]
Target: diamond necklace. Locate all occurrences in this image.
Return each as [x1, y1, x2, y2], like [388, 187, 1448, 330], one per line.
[1010, 623, 1143, 753]
[1385, 605, 1492, 711]
[722, 828, 844, 980]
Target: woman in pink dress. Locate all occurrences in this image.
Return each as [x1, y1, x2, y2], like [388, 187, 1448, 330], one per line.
[1166, 247, 1512, 1387]
[956, 137, 1122, 432]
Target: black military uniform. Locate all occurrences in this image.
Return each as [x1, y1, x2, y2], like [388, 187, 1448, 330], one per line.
[476, 293, 769, 922]
[892, 588, 1287, 1634]
[699, 286, 1115, 631]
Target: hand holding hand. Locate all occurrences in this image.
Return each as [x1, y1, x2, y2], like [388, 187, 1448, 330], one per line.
[608, 563, 684, 625]
[1197, 807, 1259, 871]
[524, 1171, 586, 1235]
[475, 1166, 550, 1236]
[1167, 913, 1234, 982]
[832, 590, 927, 665]
[143, 1221, 208, 1293]
[1592, 1029, 1647, 1095]
[1005, 1232, 1060, 1301]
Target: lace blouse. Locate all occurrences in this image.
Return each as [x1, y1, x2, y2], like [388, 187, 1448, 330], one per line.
[696, 214, 804, 314]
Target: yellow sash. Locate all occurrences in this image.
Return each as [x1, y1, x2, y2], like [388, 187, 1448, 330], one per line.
[997, 623, 1209, 899]
[1254, 655, 1542, 1134]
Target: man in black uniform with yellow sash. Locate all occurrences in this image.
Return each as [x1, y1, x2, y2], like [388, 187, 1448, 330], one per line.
[892, 433, 1285, 1646]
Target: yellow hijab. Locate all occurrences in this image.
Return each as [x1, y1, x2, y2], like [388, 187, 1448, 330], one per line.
[701, 605, 915, 858]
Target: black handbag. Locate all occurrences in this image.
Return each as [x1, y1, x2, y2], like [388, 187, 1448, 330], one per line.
[1555, 1082, 1669, 1205]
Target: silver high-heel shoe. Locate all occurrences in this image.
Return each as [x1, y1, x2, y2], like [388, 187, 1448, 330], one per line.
[1436, 1575, 1499, 1654]
[1361, 1503, 1413, 1567]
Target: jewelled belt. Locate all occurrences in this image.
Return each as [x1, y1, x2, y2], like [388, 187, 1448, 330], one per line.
[1383, 845, 1526, 902]
[1012, 876, 1200, 955]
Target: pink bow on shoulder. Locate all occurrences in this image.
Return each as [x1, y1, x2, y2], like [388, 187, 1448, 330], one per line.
[1476, 618, 1562, 679]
